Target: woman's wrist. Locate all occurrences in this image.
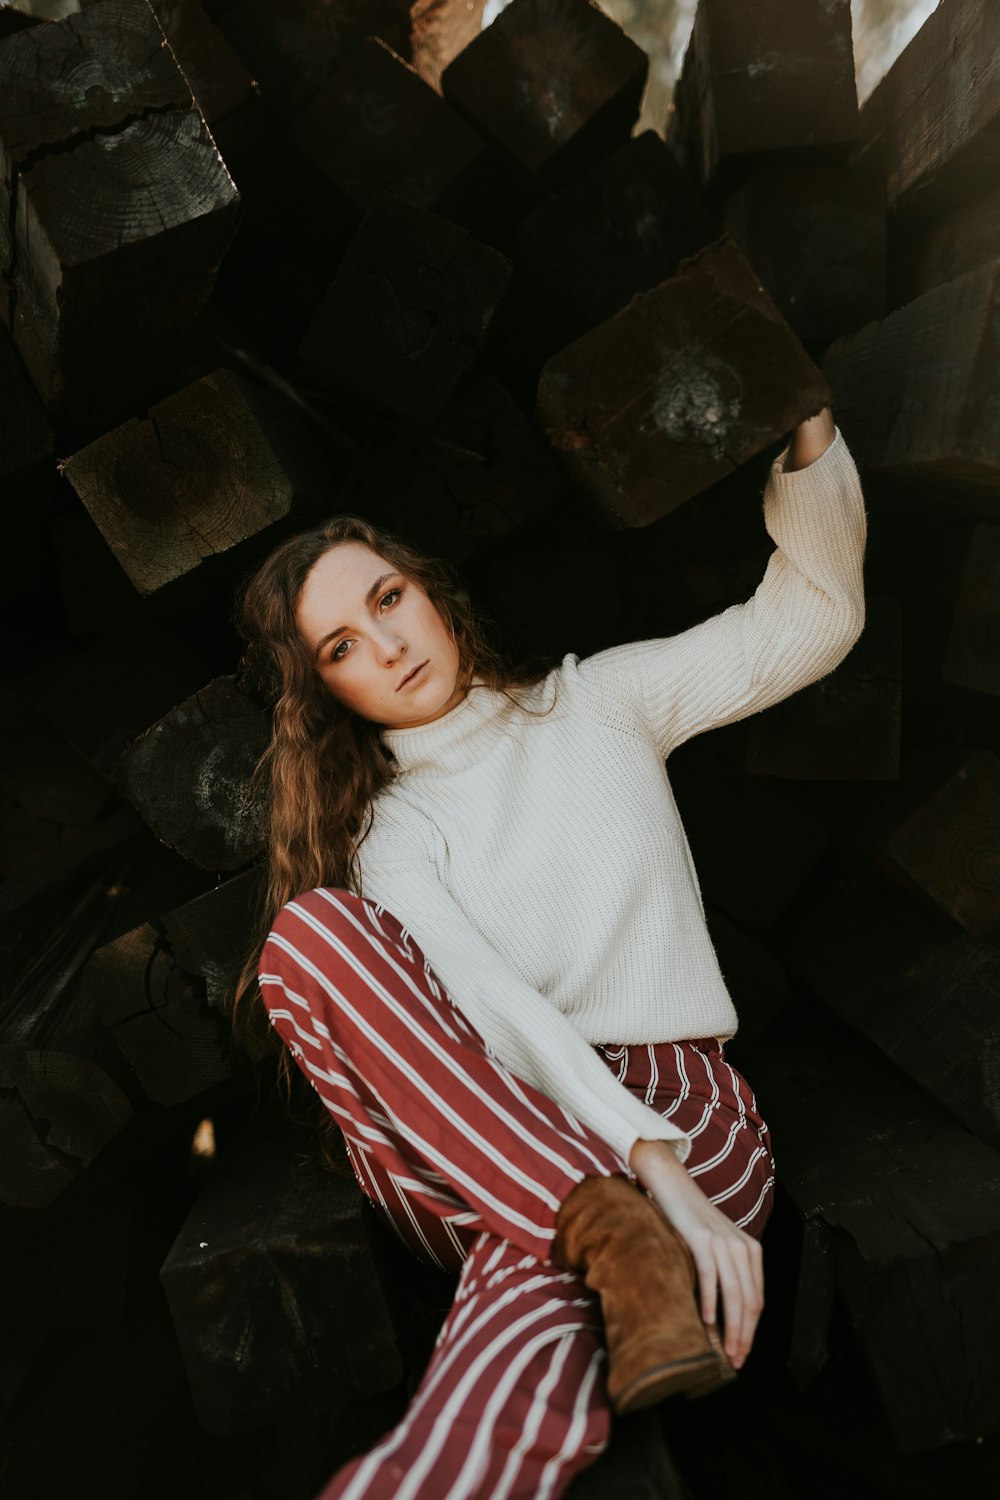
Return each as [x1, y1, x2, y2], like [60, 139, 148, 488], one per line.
[782, 405, 836, 472]
[629, 1135, 688, 1183]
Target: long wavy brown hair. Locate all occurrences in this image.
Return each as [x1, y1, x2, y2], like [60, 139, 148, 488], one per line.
[230, 513, 558, 1170]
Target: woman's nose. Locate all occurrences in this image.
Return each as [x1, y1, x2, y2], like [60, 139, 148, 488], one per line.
[381, 635, 408, 662]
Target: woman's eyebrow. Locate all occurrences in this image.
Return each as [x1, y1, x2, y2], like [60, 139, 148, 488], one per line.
[314, 572, 398, 659]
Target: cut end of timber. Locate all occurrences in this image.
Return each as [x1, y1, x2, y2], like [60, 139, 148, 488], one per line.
[535, 234, 831, 526]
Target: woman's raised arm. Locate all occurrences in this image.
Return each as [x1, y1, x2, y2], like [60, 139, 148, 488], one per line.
[576, 409, 867, 759]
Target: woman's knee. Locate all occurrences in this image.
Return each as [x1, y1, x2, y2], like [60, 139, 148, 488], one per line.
[260, 886, 413, 1001]
[260, 886, 366, 984]
[266, 885, 365, 948]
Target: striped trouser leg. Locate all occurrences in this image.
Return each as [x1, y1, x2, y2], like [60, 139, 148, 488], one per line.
[258, 886, 625, 1499]
[316, 1232, 609, 1500]
[258, 886, 628, 1271]
[595, 1038, 776, 1240]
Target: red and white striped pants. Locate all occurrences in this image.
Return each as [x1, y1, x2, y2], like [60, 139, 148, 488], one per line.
[259, 887, 775, 1500]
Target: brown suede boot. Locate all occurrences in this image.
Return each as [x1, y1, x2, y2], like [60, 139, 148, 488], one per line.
[552, 1174, 737, 1413]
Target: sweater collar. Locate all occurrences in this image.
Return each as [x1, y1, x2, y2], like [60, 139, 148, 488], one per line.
[380, 675, 515, 775]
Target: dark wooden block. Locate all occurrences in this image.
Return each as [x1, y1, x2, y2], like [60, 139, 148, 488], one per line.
[147, 0, 303, 254]
[775, 871, 1000, 1150]
[856, 0, 1000, 313]
[722, 162, 885, 346]
[147, 0, 278, 226]
[703, 903, 790, 1059]
[745, 596, 901, 781]
[160, 1108, 403, 1434]
[670, 733, 832, 928]
[0, 806, 147, 921]
[299, 190, 512, 427]
[37, 624, 211, 777]
[742, 1006, 1000, 1453]
[886, 750, 1000, 938]
[667, 0, 859, 198]
[0, 707, 110, 883]
[148, 0, 255, 126]
[441, 0, 648, 193]
[484, 544, 627, 663]
[61, 366, 333, 596]
[0, 0, 241, 437]
[83, 871, 255, 1107]
[0, 1046, 133, 1210]
[566, 1409, 683, 1499]
[354, 375, 571, 566]
[534, 233, 832, 528]
[0, 503, 52, 625]
[512, 129, 722, 356]
[942, 524, 1000, 697]
[821, 258, 1000, 500]
[603, 472, 775, 642]
[0, 856, 178, 1210]
[407, 0, 489, 93]
[0, 1167, 138, 1403]
[0, 322, 53, 505]
[0, 1297, 203, 1499]
[853, 0, 1000, 222]
[46, 496, 147, 638]
[888, 181, 1000, 309]
[285, 36, 489, 226]
[114, 675, 269, 873]
[212, 0, 412, 123]
[1, 858, 131, 1048]
[0, 4, 39, 42]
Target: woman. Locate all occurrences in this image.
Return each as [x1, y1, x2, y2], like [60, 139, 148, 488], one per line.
[233, 404, 867, 1499]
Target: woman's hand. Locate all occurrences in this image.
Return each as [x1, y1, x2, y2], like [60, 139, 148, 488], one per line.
[629, 1137, 764, 1370]
[782, 404, 836, 472]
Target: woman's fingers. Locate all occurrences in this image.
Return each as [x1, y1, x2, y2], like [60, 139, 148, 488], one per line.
[631, 1143, 767, 1369]
[690, 1231, 764, 1369]
[714, 1246, 747, 1365]
[691, 1239, 719, 1327]
[719, 1236, 764, 1368]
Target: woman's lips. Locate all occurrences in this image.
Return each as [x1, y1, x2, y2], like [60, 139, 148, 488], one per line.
[398, 660, 428, 690]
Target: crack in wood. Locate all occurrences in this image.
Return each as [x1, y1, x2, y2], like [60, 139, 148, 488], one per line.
[10, 96, 187, 177]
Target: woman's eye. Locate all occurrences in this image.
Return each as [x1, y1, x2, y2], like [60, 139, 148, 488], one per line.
[328, 587, 402, 663]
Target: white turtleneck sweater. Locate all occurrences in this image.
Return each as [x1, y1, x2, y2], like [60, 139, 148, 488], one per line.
[355, 428, 867, 1165]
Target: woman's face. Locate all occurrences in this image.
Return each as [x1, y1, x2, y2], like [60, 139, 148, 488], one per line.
[295, 542, 468, 728]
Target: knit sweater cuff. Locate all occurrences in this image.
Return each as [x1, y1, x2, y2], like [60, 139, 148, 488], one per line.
[598, 1088, 693, 1167]
[770, 421, 844, 479]
[761, 424, 867, 606]
[766, 424, 860, 517]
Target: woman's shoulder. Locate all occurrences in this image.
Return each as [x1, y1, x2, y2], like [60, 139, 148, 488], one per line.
[360, 786, 439, 867]
[549, 647, 654, 738]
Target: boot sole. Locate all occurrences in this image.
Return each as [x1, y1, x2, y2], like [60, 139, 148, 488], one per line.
[611, 1349, 734, 1414]
[682, 1356, 740, 1401]
[684, 1322, 740, 1400]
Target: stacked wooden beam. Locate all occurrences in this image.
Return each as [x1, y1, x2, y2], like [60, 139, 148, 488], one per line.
[667, 0, 859, 197]
[534, 232, 833, 527]
[851, 0, 1000, 307]
[741, 1007, 1000, 1454]
[0, 0, 240, 441]
[2, 0, 1000, 1495]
